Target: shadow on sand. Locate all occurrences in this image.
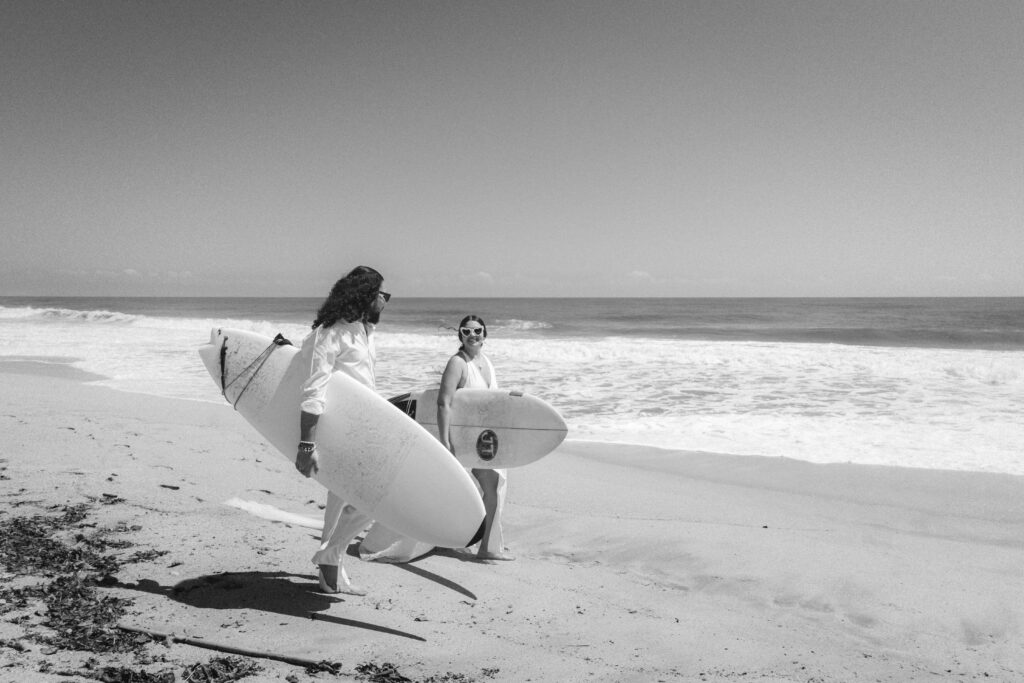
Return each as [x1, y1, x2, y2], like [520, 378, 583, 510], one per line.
[345, 544, 480, 601]
[120, 572, 427, 642]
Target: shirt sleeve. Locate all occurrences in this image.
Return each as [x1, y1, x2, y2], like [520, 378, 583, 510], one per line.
[300, 327, 337, 415]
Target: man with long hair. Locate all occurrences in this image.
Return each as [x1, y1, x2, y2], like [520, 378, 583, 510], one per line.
[294, 265, 390, 595]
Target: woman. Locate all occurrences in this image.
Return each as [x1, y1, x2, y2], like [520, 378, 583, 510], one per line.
[437, 315, 513, 561]
[358, 315, 512, 562]
[294, 265, 390, 595]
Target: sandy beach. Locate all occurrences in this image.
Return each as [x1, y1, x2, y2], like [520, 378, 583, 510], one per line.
[2, 366, 1023, 682]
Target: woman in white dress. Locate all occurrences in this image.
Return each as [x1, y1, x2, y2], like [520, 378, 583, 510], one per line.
[358, 315, 512, 562]
[437, 315, 512, 560]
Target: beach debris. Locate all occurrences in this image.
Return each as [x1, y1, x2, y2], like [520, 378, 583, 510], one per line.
[0, 504, 172, 656]
[0, 637, 28, 651]
[305, 660, 344, 675]
[40, 573, 135, 652]
[86, 665, 176, 682]
[65, 658, 262, 683]
[353, 662, 496, 683]
[0, 504, 115, 577]
[181, 656, 263, 681]
[2, 502, 350, 680]
[126, 549, 170, 564]
[355, 662, 413, 682]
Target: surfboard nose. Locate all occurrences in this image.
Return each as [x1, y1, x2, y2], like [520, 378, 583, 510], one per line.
[197, 328, 226, 385]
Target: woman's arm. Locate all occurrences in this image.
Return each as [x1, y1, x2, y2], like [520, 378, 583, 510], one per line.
[295, 328, 337, 477]
[436, 355, 464, 452]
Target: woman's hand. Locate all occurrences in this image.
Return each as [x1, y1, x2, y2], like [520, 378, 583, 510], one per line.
[295, 444, 319, 477]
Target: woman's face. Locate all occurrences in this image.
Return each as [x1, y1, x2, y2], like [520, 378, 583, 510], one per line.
[460, 321, 486, 349]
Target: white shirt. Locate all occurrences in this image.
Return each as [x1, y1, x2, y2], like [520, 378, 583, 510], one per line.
[299, 320, 376, 415]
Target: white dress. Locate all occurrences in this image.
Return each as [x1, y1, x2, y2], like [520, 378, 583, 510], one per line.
[358, 352, 508, 562]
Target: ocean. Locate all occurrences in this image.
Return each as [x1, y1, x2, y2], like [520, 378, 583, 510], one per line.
[1, 296, 1022, 476]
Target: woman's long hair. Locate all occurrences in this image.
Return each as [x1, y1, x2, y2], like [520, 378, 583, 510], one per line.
[312, 266, 384, 329]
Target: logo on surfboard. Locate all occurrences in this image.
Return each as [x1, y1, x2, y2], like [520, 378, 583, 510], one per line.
[476, 430, 499, 461]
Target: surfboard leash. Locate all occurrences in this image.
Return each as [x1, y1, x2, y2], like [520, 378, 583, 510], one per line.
[222, 334, 293, 409]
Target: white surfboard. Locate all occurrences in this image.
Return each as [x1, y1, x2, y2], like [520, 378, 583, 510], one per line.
[198, 328, 485, 549]
[387, 388, 567, 469]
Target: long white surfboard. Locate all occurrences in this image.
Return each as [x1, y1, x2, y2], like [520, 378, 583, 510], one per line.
[198, 328, 485, 549]
[388, 388, 567, 469]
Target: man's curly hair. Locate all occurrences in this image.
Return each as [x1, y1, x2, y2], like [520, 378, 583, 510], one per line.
[312, 266, 384, 329]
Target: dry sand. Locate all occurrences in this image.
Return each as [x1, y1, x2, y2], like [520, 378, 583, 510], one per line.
[1, 367, 1022, 682]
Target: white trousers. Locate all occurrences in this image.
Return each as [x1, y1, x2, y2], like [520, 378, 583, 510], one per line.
[311, 491, 373, 567]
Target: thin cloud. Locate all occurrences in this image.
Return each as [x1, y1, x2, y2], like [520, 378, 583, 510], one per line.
[461, 271, 495, 286]
[626, 270, 655, 283]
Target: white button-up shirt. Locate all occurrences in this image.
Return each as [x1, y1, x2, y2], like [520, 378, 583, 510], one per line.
[299, 320, 376, 415]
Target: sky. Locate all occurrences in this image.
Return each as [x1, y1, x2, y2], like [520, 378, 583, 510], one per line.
[2, 1, 1022, 298]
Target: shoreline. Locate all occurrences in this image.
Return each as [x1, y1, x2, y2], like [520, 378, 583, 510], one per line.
[2, 370, 1023, 681]
[2, 359, 1021, 480]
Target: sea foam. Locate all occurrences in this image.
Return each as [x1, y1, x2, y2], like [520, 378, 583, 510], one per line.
[2, 304, 1022, 475]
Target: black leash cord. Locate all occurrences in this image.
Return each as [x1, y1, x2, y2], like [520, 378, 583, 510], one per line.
[221, 334, 292, 409]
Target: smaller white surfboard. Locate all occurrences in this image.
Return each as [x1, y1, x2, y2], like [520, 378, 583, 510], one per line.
[387, 388, 567, 469]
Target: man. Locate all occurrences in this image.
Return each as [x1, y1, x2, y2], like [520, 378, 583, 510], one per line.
[294, 265, 389, 595]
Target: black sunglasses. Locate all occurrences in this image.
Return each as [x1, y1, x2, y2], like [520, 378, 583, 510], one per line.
[379, 291, 392, 303]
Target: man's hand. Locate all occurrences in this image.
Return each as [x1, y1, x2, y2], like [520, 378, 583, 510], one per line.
[295, 446, 319, 478]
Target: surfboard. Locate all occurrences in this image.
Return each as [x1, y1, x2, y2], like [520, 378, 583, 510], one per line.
[387, 388, 567, 469]
[197, 328, 485, 549]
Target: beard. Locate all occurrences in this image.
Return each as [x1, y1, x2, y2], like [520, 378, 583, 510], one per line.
[365, 308, 381, 325]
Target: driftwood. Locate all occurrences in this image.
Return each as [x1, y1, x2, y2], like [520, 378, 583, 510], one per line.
[115, 623, 341, 671]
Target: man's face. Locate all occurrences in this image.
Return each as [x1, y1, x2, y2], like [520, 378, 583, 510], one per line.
[366, 281, 388, 323]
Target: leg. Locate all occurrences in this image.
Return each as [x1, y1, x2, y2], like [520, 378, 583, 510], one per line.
[472, 468, 513, 561]
[312, 491, 373, 594]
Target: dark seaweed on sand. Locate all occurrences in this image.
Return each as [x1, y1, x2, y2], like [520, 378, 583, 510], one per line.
[179, 656, 264, 681]
[0, 504, 139, 653]
[356, 662, 413, 683]
[62, 656, 263, 682]
[0, 504, 120, 577]
[355, 662, 500, 683]
[40, 573, 135, 652]
[85, 664, 176, 682]
[2, 505, 487, 682]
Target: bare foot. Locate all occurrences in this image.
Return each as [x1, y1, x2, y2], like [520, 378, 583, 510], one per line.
[318, 564, 367, 596]
[476, 551, 515, 561]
